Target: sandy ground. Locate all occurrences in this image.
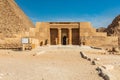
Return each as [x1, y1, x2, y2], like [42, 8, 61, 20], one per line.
[0, 45, 116, 80]
[86, 51, 120, 80]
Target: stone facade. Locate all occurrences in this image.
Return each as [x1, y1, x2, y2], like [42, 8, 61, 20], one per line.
[35, 22, 118, 47]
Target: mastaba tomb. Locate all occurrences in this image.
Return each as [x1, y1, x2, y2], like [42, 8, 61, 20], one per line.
[0, 0, 118, 49]
[35, 22, 118, 47]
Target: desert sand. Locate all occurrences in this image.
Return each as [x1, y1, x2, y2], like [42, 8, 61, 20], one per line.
[0, 45, 119, 80]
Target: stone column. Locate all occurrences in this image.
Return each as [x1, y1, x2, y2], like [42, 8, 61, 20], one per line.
[69, 28, 72, 45]
[48, 27, 51, 45]
[58, 28, 61, 45]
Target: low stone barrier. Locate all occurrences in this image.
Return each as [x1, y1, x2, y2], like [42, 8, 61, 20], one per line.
[80, 52, 116, 80]
[80, 51, 94, 61]
[96, 65, 116, 80]
[80, 52, 88, 59]
[80, 52, 97, 65]
[91, 46, 102, 50]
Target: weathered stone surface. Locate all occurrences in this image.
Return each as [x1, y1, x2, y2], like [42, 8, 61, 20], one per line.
[96, 66, 116, 80]
[97, 27, 106, 32]
[87, 58, 91, 61]
[105, 15, 120, 36]
[105, 15, 120, 46]
[0, 0, 35, 48]
[80, 52, 88, 59]
[112, 47, 119, 52]
[92, 60, 96, 65]
[0, 0, 34, 37]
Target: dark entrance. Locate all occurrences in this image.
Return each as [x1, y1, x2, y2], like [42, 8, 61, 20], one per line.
[63, 36, 67, 45]
[50, 29, 58, 45]
[72, 29, 79, 45]
[61, 29, 68, 45]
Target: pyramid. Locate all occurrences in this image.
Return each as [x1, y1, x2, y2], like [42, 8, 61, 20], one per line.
[105, 15, 120, 36]
[0, 0, 34, 37]
[105, 14, 120, 45]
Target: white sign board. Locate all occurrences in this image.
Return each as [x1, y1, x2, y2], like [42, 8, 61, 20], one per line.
[21, 38, 29, 44]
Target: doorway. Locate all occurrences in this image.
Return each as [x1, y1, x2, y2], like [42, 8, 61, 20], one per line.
[72, 29, 79, 45]
[50, 29, 58, 45]
[63, 36, 67, 45]
[61, 29, 68, 45]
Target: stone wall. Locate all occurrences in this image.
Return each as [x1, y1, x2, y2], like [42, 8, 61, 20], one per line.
[79, 22, 118, 47]
[29, 38, 39, 48]
[81, 36, 118, 47]
[80, 22, 96, 36]
[95, 32, 107, 37]
[29, 28, 36, 38]
[0, 38, 21, 49]
[36, 22, 50, 46]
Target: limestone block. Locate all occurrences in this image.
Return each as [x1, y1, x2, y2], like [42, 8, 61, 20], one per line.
[87, 58, 92, 61]
[80, 52, 87, 59]
[92, 60, 96, 65]
[96, 66, 116, 80]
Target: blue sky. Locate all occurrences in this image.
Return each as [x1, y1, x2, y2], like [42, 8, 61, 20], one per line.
[15, 0, 120, 28]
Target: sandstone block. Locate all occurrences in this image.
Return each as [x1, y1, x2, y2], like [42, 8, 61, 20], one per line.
[92, 60, 96, 65]
[96, 66, 116, 80]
